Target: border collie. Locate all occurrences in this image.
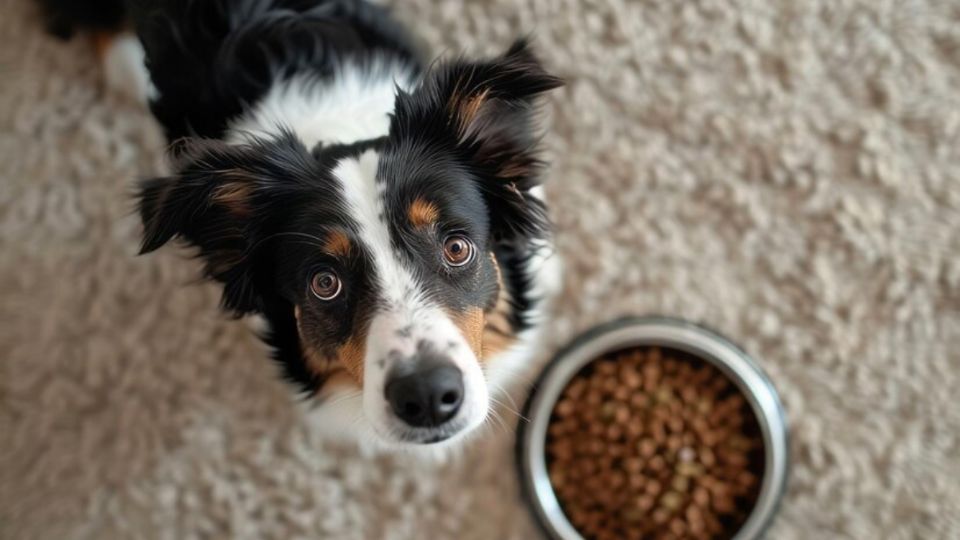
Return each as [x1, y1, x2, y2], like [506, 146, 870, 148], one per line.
[38, 0, 562, 449]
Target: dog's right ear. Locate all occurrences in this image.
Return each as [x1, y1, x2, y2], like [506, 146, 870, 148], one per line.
[136, 134, 314, 314]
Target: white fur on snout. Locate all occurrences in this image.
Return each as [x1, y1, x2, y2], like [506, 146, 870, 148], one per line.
[362, 307, 490, 442]
[332, 151, 490, 445]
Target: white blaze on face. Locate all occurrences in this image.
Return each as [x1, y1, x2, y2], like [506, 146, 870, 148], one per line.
[330, 151, 489, 442]
[228, 59, 417, 148]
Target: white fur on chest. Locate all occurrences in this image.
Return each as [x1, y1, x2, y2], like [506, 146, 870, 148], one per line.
[227, 58, 417, 148]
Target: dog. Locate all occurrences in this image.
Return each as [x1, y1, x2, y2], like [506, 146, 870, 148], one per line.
[38, 0, 562, 449]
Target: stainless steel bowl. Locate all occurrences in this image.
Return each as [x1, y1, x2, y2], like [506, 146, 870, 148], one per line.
[517, 317, 789, 540]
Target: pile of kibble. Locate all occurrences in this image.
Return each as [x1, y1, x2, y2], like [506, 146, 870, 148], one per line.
[546, 347, 763, 540]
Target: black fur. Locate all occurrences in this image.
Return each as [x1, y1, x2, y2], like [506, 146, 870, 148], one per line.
[49, 0, 564, 397]
[127, 0, 422, 144]
[36, 0, 421, 143]
[134, 41, 560, 394]
[311, 137, 387, 164]
[139, 132, 330, 314]
[494, 242, 550, 332]
[387, 40, 562, 243]
[138, 131, 374, 391]
[36, 0, 126, 39]
[381, 40, 562, 338]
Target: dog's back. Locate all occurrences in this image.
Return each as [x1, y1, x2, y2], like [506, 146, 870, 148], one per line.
[39, 0, 423, 143]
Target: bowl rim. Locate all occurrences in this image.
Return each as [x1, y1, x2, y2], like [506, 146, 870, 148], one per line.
[515, 316, 790, 540]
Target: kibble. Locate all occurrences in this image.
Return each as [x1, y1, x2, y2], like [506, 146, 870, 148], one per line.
[546, 347, 763, 540]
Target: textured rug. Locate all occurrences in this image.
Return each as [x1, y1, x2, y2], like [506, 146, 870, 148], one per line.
[3, 0, 960, 538]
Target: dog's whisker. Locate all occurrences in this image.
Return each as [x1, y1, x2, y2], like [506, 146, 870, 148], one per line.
[489, 407, 510, 436]
[489, 389, 530, 423]
[494, 385, 525, 417]
[322, 391, 363, 408]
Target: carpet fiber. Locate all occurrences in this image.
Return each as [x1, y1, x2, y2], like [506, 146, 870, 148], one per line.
[2, 0, 959, 538]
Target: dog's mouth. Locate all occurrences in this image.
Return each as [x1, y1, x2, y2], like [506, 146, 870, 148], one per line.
[408, 432, 453, 445]
[388, 416, 474, 445]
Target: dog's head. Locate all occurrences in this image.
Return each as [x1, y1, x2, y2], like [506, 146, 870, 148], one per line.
[137, 41, 561, 446]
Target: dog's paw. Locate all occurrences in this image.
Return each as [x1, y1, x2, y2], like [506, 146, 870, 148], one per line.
[100, 34, 152, 105]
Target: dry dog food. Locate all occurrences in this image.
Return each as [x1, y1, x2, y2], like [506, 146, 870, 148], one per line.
[546, 347, 763, 540]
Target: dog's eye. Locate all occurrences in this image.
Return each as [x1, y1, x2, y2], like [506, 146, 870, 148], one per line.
[310, 270, 342, 300]
[442, 235, 474, 267]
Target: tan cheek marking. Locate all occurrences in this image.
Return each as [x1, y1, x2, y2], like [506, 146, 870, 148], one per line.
[450, 253, 520, 362]
[408, 198, 440, 229]
[295, 305, 365, 386]
[323, 230, 352, 257]
[453, 307, 485, 360]
[335, 336, 366, 383]
[482, 252, 518, 359]
[482, 293, 518, 359]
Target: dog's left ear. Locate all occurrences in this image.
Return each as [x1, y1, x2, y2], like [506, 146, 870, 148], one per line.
[393, 39, 563, 241]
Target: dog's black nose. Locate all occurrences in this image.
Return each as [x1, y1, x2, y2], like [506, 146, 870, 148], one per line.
[385, 360, 464, 428]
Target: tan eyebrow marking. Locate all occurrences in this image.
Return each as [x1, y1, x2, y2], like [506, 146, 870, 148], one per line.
[323, 230, 352, 257]
[408, 198, 440, 228]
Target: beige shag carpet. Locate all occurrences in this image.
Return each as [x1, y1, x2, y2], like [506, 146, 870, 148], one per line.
[3, 0, 960, 538]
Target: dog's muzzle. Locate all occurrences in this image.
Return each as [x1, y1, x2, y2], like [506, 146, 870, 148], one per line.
[384, 354, 464, 428]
